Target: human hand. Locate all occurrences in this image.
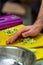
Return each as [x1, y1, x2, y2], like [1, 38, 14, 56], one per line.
[6, 19, 42, 44]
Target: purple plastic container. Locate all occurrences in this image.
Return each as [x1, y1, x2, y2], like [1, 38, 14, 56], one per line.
[0, 14, 22, 29]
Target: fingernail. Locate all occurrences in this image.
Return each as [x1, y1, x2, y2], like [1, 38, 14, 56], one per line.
[22, 34, 26, 37]
[6, 41, 10, 44]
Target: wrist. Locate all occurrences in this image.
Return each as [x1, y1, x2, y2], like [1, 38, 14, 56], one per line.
[37, 16, 43, 29]
[34, 18, 43, 31]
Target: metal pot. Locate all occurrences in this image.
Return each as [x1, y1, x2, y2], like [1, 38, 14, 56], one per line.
[0, 46, 36, 65]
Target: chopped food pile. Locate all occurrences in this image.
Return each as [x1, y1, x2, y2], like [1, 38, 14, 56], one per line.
[17, 38, 36, 44]
[4, 28, 18, 35]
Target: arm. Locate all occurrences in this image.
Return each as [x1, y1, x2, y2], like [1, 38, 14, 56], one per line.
[34, 0, 43, 29]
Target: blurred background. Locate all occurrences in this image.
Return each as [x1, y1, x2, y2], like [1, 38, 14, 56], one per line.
[0, 0, 41, 25]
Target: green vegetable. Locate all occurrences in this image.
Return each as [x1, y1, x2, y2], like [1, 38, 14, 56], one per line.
[4, 28, 18, 35]
[23, 38, 36, 44]
[16, 37, 36, 44]
[13, 28, 18, 32]
[6, 30, 11, 34]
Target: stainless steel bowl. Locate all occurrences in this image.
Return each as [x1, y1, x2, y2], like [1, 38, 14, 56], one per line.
[0, 46, 36, 65]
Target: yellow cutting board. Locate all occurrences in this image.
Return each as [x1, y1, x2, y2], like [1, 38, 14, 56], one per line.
[0, 24, 43, 60]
